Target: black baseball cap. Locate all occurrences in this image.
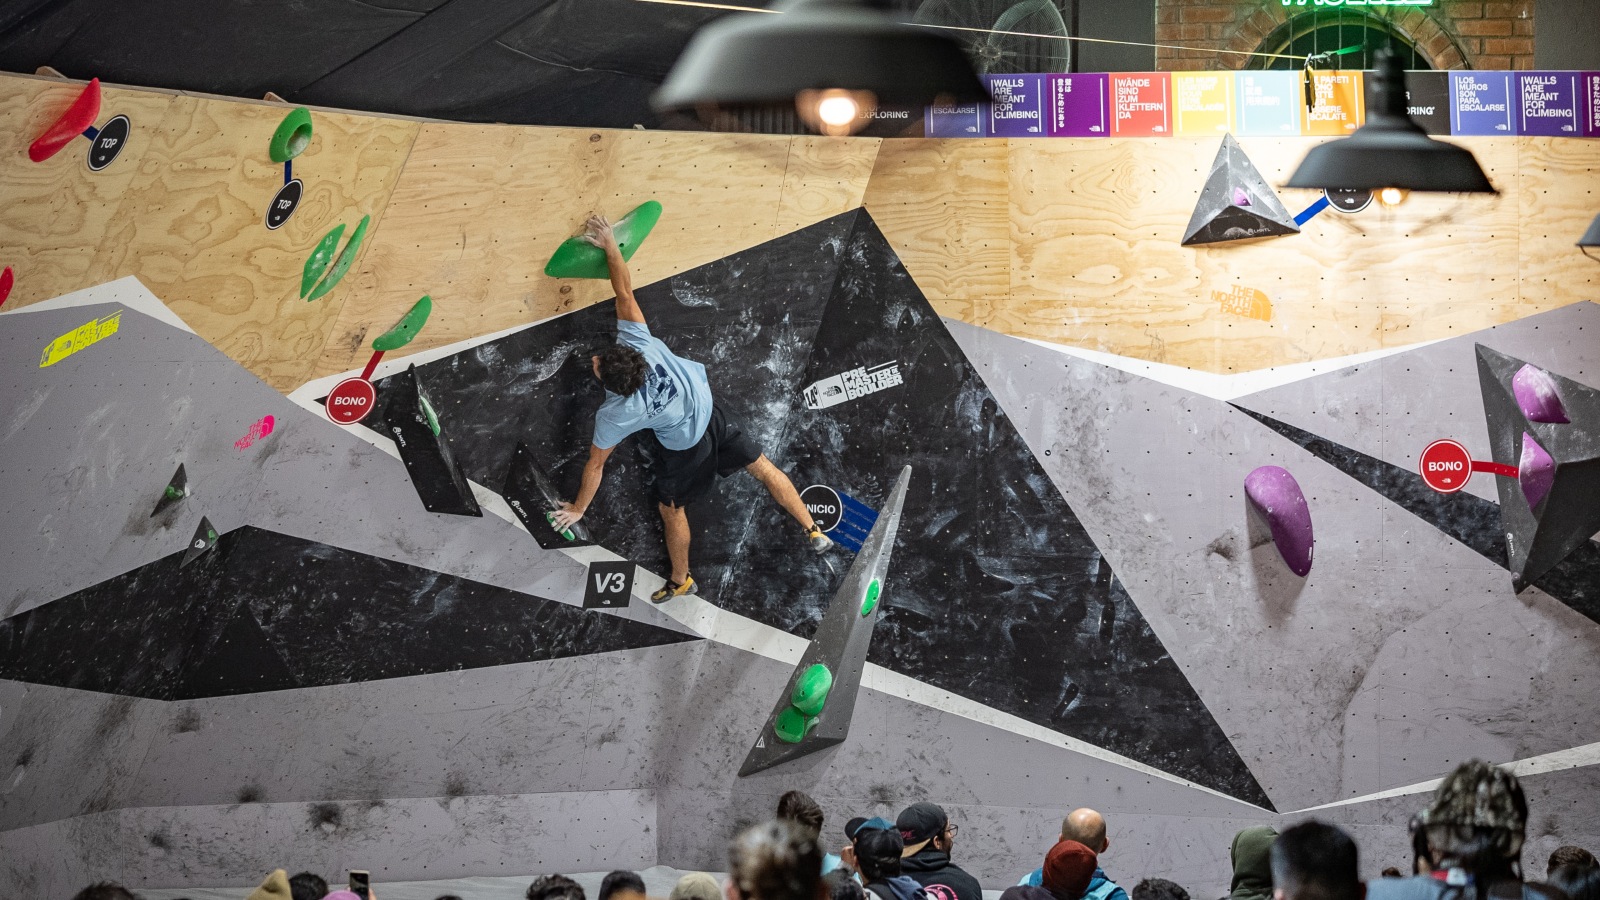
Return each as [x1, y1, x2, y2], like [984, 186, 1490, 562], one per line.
[896, 802, 948, 851]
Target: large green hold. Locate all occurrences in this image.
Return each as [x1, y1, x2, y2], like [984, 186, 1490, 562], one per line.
[790, 663, 833, 716]
[300, 223, 344, 298]
[372, 295, 432, 351]
[269, 107, 313, 163]
[543, 200, 662, 279]
[773, 706, 817, 745]
[307, 214, 370, 302]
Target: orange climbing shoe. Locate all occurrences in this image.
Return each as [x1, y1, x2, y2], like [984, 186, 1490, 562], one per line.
[806, 524, 834, 553]
[650, 574, 697, 603]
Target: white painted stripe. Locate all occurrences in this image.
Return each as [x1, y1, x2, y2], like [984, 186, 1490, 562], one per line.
[996, 331, 1444, 402]
[1289, 740, 1600, 813]
[0, 276, 196, 334]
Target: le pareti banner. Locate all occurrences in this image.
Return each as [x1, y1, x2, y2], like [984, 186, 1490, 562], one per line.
[926, 69, 1600, 139]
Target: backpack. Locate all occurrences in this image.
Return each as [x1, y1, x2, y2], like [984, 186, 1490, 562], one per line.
[866, 883, 939, 900]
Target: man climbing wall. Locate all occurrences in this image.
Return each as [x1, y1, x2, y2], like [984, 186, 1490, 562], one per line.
[552, 214, 833, 602]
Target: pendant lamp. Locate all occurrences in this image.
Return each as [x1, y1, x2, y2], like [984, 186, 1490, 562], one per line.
[1287, 49, 1495, 194]
[653, 0, 988, 136]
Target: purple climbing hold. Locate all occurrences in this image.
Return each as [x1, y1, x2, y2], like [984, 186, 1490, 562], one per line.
[1512, 364, 1569, 424]
[1244, 465, 1314, 577]
[1232, 187, 1252, 207]
[1519, 432, 1555, 510]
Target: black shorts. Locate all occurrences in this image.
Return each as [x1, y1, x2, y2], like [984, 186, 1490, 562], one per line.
[641, 404, 762, 506]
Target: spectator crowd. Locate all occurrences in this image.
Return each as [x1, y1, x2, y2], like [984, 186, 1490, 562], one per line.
[69, 761, 1600, 900]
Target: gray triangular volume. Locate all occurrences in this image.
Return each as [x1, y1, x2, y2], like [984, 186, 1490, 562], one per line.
[180, 515, 219, 568]
[1475, 345, 1600, 589]
[503, 441, 594, 550]
[151, 463, 189, 517]
[1182, 134, 1300, 246]
[739, 465, 912, 777]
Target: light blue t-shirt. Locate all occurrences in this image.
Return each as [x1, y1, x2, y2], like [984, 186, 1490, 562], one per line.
[592, 320, 712, 452]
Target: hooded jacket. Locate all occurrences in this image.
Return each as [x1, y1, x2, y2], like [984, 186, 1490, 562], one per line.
[903, 848, 984, 900]
[1227, 826, 1278, 900]
[1020, 866, 1130, 900]
[868, 875, 934, 900]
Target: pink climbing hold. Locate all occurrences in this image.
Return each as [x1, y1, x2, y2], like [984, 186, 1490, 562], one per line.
[0, 266, 12, 308]
[1231, 187, 1251, 207]
[1512, 363, 1569, 424]
[29, 77, 101, 163]
[1244, 465, 1314, 577]
[1519, 432, 1554, 510]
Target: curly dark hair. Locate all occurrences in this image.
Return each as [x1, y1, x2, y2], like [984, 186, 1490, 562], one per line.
[728, 819, 823, 900]
[527, 874, 586, 900]
[596, 344, 648, 397]
[776, 789, 826, 839]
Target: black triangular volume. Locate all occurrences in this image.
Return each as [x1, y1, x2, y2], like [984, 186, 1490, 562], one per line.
[712, 210, 1274, 808]
[1229, 403, 1600, 626]
[151, 463, 188, 517]
[0, 534, 242, 699]
[171, 603, 302, 699]
[0, 526, 695, 699]
[180, 515, 220, 567]
[382, 365, 482, 517]
[503, 441, 594, 550]
[1183, 134, 1301, 246]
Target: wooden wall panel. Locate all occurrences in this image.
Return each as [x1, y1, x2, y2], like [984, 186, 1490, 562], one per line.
[862, 139, 1010, 326]
[314, 129, 880, 381]
[84, 95, 417, 391]
[0, 77, 176, 308]
[1518, 137, 1600, 315]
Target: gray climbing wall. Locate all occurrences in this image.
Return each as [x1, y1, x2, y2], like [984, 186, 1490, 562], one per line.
[6, 274, 1600, 898]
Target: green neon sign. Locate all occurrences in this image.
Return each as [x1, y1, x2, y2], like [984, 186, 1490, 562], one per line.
[1283, 0, 1434, 5]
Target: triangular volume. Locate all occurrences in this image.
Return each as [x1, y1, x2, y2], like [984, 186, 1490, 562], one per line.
[180, 515, 219, 567]
[151, 463, 188, 517]
[1183, 134, 1301, 246]
[1475, 345, 1600, 589]
[171, 603, 302, 699]
[740, 466, 912, 777]
[503, 441, 594, 550]
[382, 364, 482, 517]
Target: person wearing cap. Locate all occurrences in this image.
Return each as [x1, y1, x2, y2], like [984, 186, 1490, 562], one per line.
[857, 825, 933, 900]
[842, 817, 899, 879]
[897, 802, 982, 900]
[1366, 760, 1564, 900]
[1018, 809, 1129, 900]
[1042, 841, 1100, 900]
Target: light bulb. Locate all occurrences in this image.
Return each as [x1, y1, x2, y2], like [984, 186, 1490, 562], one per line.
[797, 89, 877, 137]
[1378, 187, 1410, 207]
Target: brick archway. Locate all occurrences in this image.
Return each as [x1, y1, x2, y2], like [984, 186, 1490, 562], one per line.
[1222, 7, 1470, 70]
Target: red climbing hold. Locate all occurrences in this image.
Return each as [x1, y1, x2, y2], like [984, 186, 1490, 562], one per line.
[29, 78, 101, 163]
[0, 267, 12, 308]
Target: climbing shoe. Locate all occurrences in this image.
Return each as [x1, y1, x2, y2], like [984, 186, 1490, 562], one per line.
[806, 524, 833, 553]
[650, 574, 697, 603]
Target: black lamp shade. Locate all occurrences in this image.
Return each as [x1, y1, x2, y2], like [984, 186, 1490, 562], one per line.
[1581, 212, 1600, 248]
[653, 0, 988, 114]
[1287, 51, 1496, 194]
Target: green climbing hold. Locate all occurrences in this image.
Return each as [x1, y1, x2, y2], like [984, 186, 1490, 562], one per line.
[371, 295, 432, 352]
[418, 392, 441, 436]
[163, 485, 186, 501]
[860, 578, 882, 617]
[773, 706, 817, 744]
[790, 663, 833, 717]
[269, 107, 313, 163]
[301, 223, 344, 298]
[544, 511, 576, 542]
[307, 214, 370, 302]
[543, 200, 663, 279]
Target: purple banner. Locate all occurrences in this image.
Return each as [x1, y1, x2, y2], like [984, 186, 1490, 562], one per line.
[1450, 71, 1515, 135]
[1048, 73, 1109, 136]
[1517, 72, 1584, 136]
[986, 74, 1047, 137]
[925, 101, 987, 138]
[1585, 72, 1600, 137]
